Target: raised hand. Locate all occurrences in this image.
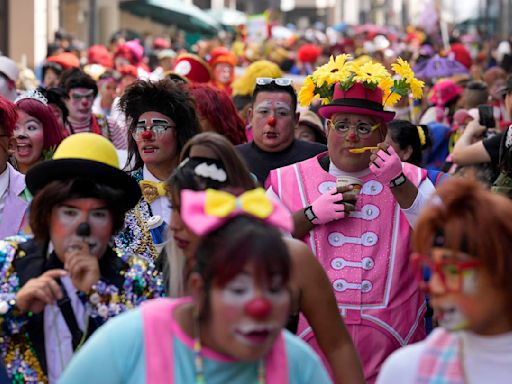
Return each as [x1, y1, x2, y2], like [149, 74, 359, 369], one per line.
[369, 143, 404, 187]
[15, 269, 67, 314]
[64, 241, 101, 293]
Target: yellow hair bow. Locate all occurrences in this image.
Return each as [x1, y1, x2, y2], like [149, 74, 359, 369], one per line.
[205, 188, 273, 218]
[180, 188, 293, 235]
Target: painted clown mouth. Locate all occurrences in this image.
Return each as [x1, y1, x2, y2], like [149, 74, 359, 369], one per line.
[142, 145, 159, 153]
[435, 304, 468, 331]
[234, 324, 277, 345]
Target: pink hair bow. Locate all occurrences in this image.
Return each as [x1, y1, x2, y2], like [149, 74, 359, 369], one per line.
[180, 188, 293, 235]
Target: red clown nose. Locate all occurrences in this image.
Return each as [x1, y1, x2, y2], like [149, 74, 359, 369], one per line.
[267, 116, 277, 127]
[142, 130, 153, 140]
[244, 297, 272, 319]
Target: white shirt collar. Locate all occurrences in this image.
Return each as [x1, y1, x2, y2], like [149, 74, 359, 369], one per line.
[328, 160, 371, 178]
[143, 164, 161, 182]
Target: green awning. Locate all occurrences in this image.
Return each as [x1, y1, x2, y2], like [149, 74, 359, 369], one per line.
[120, 0, 221, 36]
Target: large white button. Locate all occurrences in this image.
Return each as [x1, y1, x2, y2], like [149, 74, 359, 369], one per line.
[318, 181, 337, 194]
[362, 257, 375, 270]
[361, 280, 373, 293]
[362, 181, 383, 196]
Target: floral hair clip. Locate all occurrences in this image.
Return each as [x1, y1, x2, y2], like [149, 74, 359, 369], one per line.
[298, 54, 424, 108]
[179, 156, 228, 183]
[194, 162, 227, 182]
[15, 89, 48, 105]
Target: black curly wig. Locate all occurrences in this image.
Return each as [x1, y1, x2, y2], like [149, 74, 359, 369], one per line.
[120, 79, 200, 171]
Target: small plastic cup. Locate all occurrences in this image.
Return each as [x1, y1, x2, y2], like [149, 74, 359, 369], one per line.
[336, 176, 363, 200]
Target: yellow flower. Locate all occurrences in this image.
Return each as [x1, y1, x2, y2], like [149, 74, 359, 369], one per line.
[352, 61, 390, 85]
[379, 78, 402, 107]
[298, 76, 316, 107]
[409, 77, 425, 99]
[312, 54, 352, 86]
[383, 90, 401, 107]
[391, 57, 414, 79]
[379, 78, 393, 96]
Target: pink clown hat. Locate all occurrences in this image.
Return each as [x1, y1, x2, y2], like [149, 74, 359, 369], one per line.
[318, 82, 396, 122]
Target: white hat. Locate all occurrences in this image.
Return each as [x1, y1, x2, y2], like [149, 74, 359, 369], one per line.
[0, 56, 19, 81]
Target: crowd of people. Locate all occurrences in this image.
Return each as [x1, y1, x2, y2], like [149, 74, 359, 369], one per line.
[0, 20, 511, 383]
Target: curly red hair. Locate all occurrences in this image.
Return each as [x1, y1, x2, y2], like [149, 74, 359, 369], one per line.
[0, 96, 17, 135]
[15, 98, 66, 150]
[188, 83, 247, 145]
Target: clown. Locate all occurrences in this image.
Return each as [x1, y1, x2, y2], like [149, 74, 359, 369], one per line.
[377, 177, 512, 383]
[114, 79, 199, 262]
[13, 90, 66, 174]
[267, 55, 432, 382]
[61, 189, 332, 383]
[0, 133, 163, 382]
[208, 47, 237, 95]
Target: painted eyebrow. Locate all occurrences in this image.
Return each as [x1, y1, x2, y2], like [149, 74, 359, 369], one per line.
[151, 118, 170, 124]
[71, 90, 94, 95]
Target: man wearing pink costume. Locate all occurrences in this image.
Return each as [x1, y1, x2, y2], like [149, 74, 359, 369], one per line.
[268, 81, 435, 382]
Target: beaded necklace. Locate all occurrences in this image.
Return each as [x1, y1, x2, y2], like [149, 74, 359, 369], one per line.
[192, 321, 265, 384]
[459, 336, 469, 384]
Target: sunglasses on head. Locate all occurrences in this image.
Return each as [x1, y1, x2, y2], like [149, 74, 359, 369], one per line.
[255, 77, 293, 87]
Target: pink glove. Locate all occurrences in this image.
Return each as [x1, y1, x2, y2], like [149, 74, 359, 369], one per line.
[369, 145, 404, 186]
[309, 189, 346, 225]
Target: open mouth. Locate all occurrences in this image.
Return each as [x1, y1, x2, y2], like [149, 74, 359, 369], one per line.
[16, 143, 33, 157]
[234, 324, 275, 346]
[142, 145, 159, 154]
[435, 304, 467, 330]
[263, 132, 279, 139]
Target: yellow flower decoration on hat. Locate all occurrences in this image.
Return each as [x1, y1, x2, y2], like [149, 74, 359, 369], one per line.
[298, 54, 424, 108]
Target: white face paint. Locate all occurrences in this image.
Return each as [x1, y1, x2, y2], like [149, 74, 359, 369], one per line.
[253, 100, 293, 118]
[436, 269, 477, 331]
[251, 91, 296, 152]
[222, 273, 289, 306]
[205, 265, 291, 359]
[50, 198, 113, 260]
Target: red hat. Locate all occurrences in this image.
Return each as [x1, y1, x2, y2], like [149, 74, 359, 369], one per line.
[173, 54, 211, 83]
[119, 64, 138, 78]
[297, 44, 321, 64]
[450, 43, 472, 69]
[208, 47, 236, 68]
[318, 82, 396, 122]
[46, 52, 80, 70]
[88, 45, 113, 68]
[153, 37, 171, 50]
[430, 79, 464, 107]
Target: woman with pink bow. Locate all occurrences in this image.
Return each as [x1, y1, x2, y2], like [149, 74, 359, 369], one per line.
[166, 132, 365, 384]
[60, 188, 332, 383]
